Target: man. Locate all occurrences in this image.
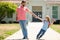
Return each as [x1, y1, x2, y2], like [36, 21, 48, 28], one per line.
[16, 0, 40, 39]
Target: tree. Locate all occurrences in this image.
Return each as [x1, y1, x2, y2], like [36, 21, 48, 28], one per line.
[0, 2, 17, 21]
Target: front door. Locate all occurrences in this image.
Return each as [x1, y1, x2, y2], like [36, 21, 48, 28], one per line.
[32, 12, 42, 22]
[32, 6, 42, 22]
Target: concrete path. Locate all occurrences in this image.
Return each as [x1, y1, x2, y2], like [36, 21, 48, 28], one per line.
[5, 22, 60, 40]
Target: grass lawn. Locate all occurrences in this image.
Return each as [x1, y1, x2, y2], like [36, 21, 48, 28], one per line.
[51, 24, 60, 33]
[0, 24, 20, 40]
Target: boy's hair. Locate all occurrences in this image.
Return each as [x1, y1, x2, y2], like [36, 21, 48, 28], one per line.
[46, 16, 50, 22]
[45, 15, 50, 26]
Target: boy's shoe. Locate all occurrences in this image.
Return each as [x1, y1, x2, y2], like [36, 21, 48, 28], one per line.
[36, 37, 40, 40]
[20, 39, 29, 40]
[36, 39, 45, 40]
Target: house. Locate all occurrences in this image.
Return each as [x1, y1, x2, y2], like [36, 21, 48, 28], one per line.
[0, 0, 60, 23]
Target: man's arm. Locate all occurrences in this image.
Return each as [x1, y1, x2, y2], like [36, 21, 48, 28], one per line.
[26, 8, 43, 21]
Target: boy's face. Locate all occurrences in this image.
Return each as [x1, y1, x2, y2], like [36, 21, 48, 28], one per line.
[45, 17, 48, 21]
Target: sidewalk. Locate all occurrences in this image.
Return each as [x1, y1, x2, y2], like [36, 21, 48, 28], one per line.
[5, 22, 60, 40]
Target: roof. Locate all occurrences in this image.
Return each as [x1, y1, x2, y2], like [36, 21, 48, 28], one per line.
[0, 0, 60, 4]
[0, 0, 20, 1]
[0, 0, 21, 3]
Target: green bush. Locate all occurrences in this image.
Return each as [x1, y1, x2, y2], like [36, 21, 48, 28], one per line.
[0, 35, 5, 40]
[0, 2, 17, 21]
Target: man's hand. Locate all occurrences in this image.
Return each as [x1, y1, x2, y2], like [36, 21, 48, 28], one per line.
[35, 16, 39, 19]
[27, 8, 43, 21]
[36, 17, 43, 21]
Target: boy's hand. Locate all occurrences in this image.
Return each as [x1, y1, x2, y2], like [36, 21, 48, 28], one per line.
[52, 18, 56, 24]
[52, 18, 56, 22]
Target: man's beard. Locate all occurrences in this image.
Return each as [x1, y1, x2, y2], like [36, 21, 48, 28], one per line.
[22, 5, 25, 7]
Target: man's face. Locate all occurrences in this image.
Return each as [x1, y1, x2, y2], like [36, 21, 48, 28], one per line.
[21, 2, 26, 7]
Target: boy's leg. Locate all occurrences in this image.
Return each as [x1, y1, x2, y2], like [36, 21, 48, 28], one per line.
[37, 29, 43, 39]
[39, 30, 46, 38]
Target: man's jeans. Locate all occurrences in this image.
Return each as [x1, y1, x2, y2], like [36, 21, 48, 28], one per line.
[19, 20, 27, 38]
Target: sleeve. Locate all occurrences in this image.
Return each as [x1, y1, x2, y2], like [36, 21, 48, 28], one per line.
[25, 7, 30, 12]
[42, 19, 45, 22]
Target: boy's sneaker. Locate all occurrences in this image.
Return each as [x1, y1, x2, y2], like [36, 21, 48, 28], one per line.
[36, 39, 45, 40]
[36, 37, 40, 40]
[20, 39, 29, 40]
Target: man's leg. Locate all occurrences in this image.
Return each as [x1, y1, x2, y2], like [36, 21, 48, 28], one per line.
[19, 20, 28, 39]
[22, 20, 28, 38]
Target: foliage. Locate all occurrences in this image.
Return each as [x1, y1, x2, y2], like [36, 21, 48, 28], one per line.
[0, 2, 17, 21]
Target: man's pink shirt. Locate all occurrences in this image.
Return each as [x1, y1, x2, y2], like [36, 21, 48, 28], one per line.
[16, 6, 28, 21]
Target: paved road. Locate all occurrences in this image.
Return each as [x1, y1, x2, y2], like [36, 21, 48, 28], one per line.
[5, 22, 60, 40]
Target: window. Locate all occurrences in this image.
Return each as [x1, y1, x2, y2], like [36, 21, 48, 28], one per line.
[7, 13, 13, 18]
[52, 6, 58, 19]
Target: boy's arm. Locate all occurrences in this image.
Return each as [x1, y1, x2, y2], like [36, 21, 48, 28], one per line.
[51, 18, 56, 25]
[49, 18, 56, 27]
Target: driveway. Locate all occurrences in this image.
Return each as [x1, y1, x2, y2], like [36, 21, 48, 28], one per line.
[5, 22, 60, 40]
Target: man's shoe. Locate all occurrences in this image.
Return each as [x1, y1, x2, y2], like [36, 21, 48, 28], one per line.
[23, 37, 29, 40]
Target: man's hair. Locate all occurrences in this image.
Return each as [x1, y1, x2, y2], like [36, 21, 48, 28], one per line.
[21, 1, 26, 3]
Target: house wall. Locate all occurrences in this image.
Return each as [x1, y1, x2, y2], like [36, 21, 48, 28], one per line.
[28, 0, 60, 21]
[45, 4, 52, 19]
[58, 6, 60, 20]
[1, 0, 60, 23]
[28, 0, 47, 22]
[44, 4, 60, 20]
